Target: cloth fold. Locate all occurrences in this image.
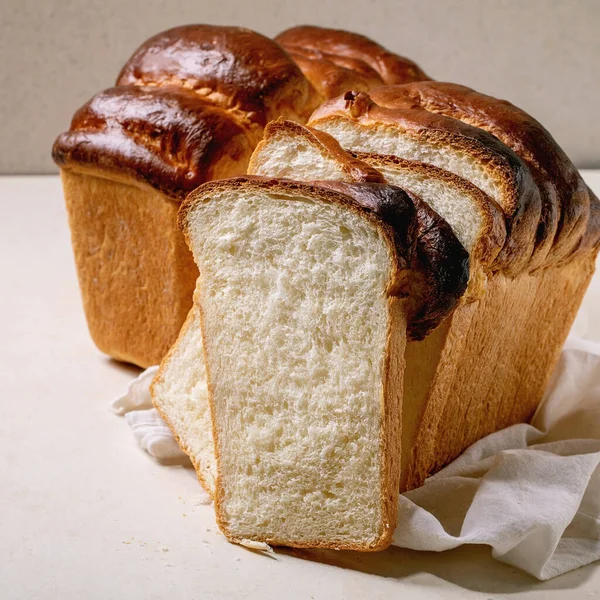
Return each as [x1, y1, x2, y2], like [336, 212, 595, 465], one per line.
[112, 337, 600, 580]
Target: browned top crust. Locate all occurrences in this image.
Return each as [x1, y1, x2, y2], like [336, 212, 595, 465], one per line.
[368, 82, 595, 267]
[276, 25, 430, 88]
[285, 47, 384, 101]
[117, 25, 319, 125]
[249, 119, 386, 183]
[52, 86, 255, 200]
[180, 176, 468, 340]
[309, 91, 541, 275]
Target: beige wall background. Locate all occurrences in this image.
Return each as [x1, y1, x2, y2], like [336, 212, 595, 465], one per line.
[1, 0, 598, 173]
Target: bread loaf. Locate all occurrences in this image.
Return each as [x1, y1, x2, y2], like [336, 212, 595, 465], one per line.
[53, 24, 428, 367]
[53, 24, 599, 547]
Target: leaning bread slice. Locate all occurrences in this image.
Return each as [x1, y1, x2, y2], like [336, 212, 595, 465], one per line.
[151, 305, 216, 495]
[179, 177, 420, 550]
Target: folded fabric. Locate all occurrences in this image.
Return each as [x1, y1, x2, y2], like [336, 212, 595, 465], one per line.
[112, 337, 600, 580]
[111, 366, 187, 461]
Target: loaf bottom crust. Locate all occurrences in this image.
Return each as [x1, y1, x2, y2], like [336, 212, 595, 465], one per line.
[404, 255, 596, 490]
[61, 170, 198, 367]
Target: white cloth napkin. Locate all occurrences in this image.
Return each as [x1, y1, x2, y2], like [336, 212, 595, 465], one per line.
[112, 336, 600, 580]
[111, 366, 186, 461]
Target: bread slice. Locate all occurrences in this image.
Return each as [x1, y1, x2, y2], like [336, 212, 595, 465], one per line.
[179, 177, 421, 550]
[248, 119, 386, 185]
[151, 305, 217, 495]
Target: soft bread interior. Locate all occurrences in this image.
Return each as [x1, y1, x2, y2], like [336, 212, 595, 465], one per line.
[312, 119, 504, 213]
[374, 166, 480, 255]
[250, 131, 350, 181]
[185, 186, 397, 548]
[151, 306, 217, 494]
[249, 126, 481, 257]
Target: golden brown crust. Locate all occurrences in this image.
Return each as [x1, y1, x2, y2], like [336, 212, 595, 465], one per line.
[284, 48, 383, 101]
[276, 25, 430, 87]
[60, 170, 197, 368]
[309, 91, 541, 275]
[117, 24, 319, 125]
[53, 86, 255, 200]
[355, 152, 507, 269]
[248, 119, 386, 184]
[368, 82, 594, 268]
[406, 255, 596, 490]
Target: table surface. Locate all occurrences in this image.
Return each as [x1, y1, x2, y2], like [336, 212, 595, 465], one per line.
[2, 173, 600, 600]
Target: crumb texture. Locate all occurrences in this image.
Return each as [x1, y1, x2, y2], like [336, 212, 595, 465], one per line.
[187, 187, 393, 546]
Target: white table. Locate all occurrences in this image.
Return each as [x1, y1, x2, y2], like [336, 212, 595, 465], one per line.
[2, 174, 600, 600]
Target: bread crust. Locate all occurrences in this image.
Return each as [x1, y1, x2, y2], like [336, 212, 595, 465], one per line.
[405, 254, 596, 489]
[60, 170, 197, 368]
[284, 47, 385, 101]
[53, 86, 256, 200]
[309, 91, 541, 276]
[117, 24, 319, 125]
[276, 25, 430, 86]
